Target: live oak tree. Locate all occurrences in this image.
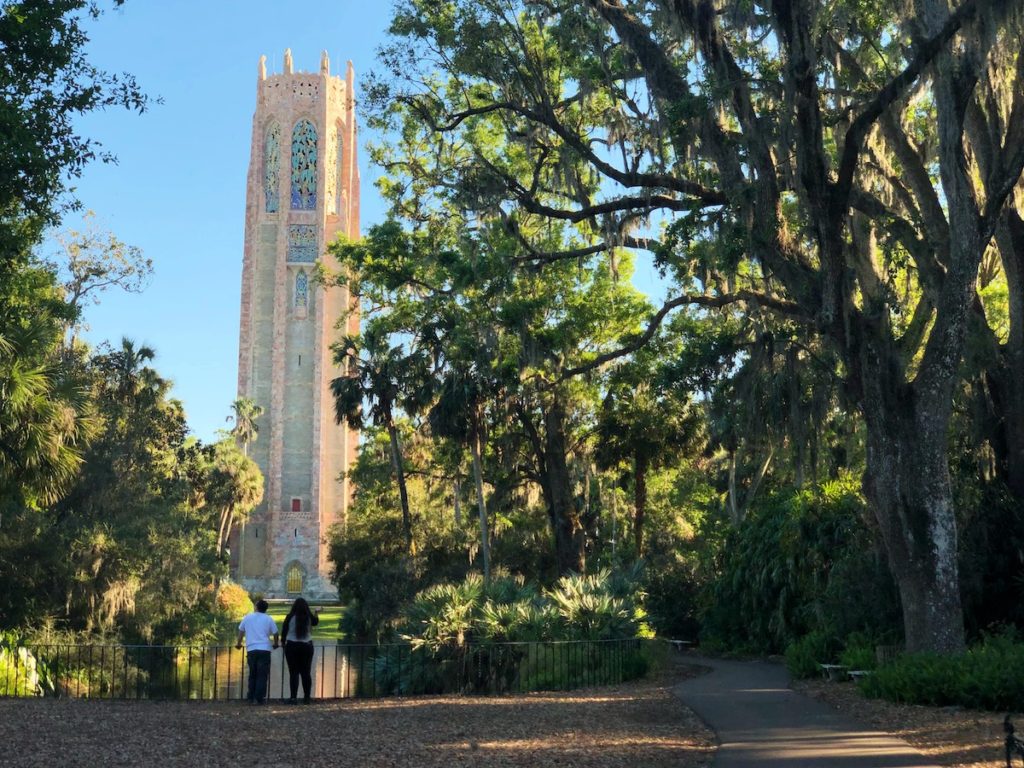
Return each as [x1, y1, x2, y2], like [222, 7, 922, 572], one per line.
[371, 0, 1024, 652]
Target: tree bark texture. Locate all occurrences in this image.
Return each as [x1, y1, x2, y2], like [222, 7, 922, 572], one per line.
[542, 398, 584, 574]
[387, 417, 413, 553]
[470, 432, 491, 580]
[858, 335, 966, 654]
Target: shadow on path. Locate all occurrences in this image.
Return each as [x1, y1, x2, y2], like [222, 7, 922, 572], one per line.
[673, 654, 940, 768]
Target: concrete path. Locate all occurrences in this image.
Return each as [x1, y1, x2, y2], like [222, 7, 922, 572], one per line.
[673, 654, 940, 767]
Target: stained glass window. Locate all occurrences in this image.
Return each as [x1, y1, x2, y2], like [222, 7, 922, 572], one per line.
[290, 119, 318, 209]
[286, 563, 303, 594]
[264, 123, 280, 213]
[287, 225, 317, 263]
[295, 270, 309, 309]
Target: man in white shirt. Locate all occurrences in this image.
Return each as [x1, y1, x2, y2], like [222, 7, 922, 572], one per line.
[235, 599, 279, 704]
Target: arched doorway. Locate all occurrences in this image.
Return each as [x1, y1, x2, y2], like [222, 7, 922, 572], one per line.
[285, 561, 305, 594]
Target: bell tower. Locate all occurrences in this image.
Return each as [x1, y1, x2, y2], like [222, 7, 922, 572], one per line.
[234, 49, 360, 599]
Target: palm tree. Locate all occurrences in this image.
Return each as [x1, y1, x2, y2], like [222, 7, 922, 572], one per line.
[332, 323, 431, 554]
[227, 397, 263, 458]
[225, 397, 264, 575]
[0, 319, 96, 527]
[207, 438, 264, 559]
[429, 369, 491, 580]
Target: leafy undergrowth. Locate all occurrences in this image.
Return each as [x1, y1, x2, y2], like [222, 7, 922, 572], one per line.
[0, 667, 714, 768]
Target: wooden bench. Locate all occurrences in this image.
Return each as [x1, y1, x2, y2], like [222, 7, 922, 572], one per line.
[847, 669, 872, 681]
[668, 639, 693, 652]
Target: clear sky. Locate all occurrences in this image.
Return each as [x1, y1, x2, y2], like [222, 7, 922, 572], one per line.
[63, 1, 668, 443]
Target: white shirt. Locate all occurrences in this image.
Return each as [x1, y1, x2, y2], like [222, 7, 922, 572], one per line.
[238, 611, 278, 652]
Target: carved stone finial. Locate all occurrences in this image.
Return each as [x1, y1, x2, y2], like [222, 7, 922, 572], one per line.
[258, 54, 267, 81]
[320, 50, 330, 75]
[283, 48, 293, 74]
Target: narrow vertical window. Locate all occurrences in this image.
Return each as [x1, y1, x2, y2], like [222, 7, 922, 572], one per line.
[290, 119, 318, 209]
[335, 121, 344, 216]
[295, 270, 309, 310]
[264, 123, 280, 213]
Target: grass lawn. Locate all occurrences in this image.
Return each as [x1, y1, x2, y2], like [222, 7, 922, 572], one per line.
[265, 604, 346, 641]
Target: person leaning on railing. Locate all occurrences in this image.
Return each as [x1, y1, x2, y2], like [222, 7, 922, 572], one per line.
[280, 597, 320, 704]
[236, 599, 279, 705]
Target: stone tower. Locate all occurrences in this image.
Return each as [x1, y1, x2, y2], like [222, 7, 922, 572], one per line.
[233, 49, 359, 600]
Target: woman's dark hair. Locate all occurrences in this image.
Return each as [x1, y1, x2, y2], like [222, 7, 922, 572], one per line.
[286, 597, 312, 638]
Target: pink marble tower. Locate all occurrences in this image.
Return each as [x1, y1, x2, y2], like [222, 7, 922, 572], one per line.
[233, 49, 360, 600]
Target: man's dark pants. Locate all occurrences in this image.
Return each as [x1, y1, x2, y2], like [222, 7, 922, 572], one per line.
[246, 649, 272, 703]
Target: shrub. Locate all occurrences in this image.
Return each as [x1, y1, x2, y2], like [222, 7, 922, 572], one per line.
[860, 632, 1024, 710]
[214, 582, 253, 621]
[839, 633, 878, 672]
[700, 476, 900, 654]
[0, 642, 40, 696]
[785, 630, 840, 679]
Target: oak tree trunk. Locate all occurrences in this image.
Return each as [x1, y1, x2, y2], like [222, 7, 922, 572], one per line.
[860, 363, 966, 654]
[542, 398, 584, 574]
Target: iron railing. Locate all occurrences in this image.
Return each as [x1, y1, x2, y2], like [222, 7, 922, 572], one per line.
[0, 638, 651, 701]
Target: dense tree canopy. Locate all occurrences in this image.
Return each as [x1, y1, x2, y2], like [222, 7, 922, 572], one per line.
[348, 0, 1024, 654]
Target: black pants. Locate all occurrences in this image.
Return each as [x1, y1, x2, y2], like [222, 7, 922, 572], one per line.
[284, 641, 315, 700]
[246, 650, 271, 703]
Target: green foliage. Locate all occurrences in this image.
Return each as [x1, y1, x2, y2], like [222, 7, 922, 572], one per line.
[784, 631, 841, 679]
[839, 635, 878, 672]
[214, 582, 253, 622]
[0, 0, 152, 260]
[700, 477, 900, 653]
[860, 632, 1024, 710]
[0, 632, 41, 696]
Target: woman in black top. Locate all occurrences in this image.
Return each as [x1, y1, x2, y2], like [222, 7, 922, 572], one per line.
[281, 597, 319, 703]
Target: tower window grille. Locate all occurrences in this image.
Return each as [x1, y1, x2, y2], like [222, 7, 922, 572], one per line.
[290, 119, 318, 209]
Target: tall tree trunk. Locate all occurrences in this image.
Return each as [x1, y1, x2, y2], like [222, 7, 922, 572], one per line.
[1000, 210, 1024, 497]
[859, 336, 966, 654]
[470, 431, 490, 580]
[542, 397, 584, 574]
[386, 415, 413, 553]
[633, 453, 648, 559]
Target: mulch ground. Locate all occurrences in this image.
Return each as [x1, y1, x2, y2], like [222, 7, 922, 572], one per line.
[0, 667, 715, 768]
[793, 678, 1009, 767]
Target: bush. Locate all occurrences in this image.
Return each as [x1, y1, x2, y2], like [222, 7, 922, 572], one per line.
[214, 582, 253, 621]
[785, 630, 840, 679]
[700, 477, 900, 654]
[861, 632, 1024, 710]
[0, 640, 40, 696]
[839, 633, 878, 672]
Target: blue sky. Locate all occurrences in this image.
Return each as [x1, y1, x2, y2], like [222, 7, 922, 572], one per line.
[63, 1, 668, 443]
[64, 1, 395, 443]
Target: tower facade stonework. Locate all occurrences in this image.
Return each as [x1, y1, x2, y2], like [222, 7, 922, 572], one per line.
[234, 50, 359, 600]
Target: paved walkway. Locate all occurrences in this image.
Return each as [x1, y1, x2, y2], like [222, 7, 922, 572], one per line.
[673, 654, 940, 767]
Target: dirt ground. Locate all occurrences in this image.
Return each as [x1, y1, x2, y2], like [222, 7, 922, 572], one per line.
[0, 669, 715, 768]
[794, 678, 1011, 768]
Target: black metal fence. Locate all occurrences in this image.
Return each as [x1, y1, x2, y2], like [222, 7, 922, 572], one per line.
[0, 638, 651, 701]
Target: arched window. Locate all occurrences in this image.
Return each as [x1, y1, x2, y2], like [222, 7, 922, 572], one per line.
[290, 119, 318, 209]
[295, 270, 309, 310]
[286, 562, 303, 594]
[264, 123, 281, 212]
